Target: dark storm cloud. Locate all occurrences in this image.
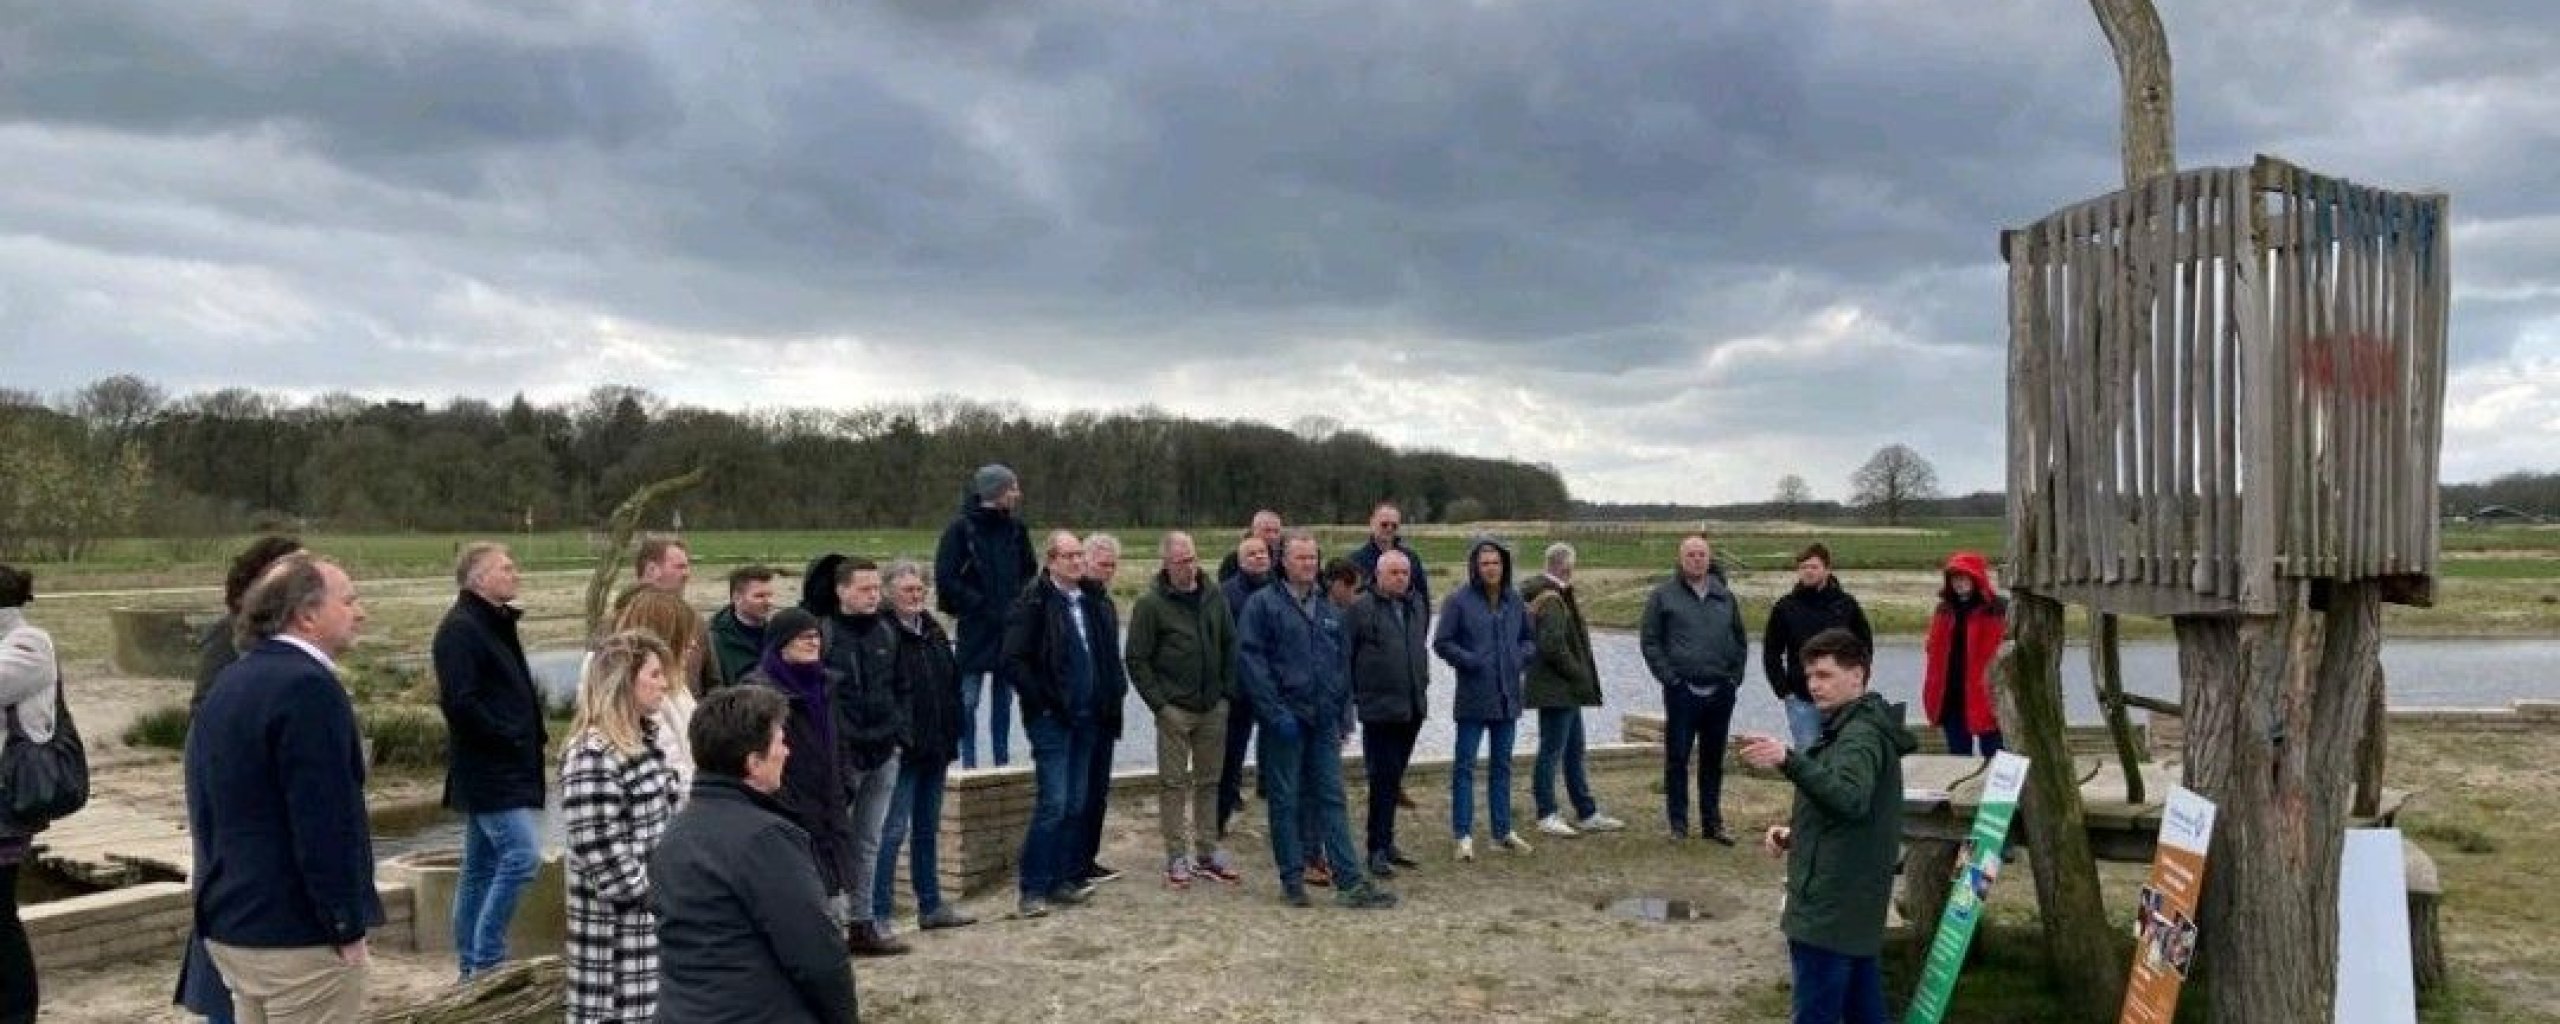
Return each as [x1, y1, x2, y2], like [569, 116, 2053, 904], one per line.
[0, 0, 2551, 501]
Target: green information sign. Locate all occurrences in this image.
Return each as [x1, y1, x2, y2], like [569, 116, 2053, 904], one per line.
[1905, 751, 2031, 1024]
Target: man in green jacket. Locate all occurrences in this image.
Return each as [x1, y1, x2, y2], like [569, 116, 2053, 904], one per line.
[1123, 531, 1240, 889]
[706, 565, 777, 688]
[1740, 628, 1916, 1024]
[1520, 542, 1625, 838]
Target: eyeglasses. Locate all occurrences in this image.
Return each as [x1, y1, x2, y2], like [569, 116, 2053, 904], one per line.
[1168, 556, 1199, 566]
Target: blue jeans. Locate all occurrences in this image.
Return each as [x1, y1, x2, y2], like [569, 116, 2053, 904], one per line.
[1017, 713, 1096, 898]
[1784, 696, 1827, 751]
[960, 670, 1015, 768]
[874, 760, 949, 919]
[1532, 708, 1597, 821]
[844, 757, 899, 927]
[453, 807, 541, 978]
[1789, 940, 1887, 1024]
[1943, 725, 2005, 759]
[1663, 685, 1737, 835]
[1452, 719, 1518, 839]
[1258, 720, 1363, 891]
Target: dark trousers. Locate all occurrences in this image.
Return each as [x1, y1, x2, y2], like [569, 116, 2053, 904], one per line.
[1662, 685, 1737, 835]
[1074, 732, 1117, 876]
[1216, 692, 1258, 835]
[0, 862, 33, 1024]
[1018, 714, 1098, 898]
[1942, 724, 2005, 759]
[1789, 940, 1887, 1024]
[1361, 719, 1421, 857]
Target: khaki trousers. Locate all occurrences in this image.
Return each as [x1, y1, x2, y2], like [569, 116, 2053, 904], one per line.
[205, 940, 367, 1024]
[1155, 701, 1229, 860]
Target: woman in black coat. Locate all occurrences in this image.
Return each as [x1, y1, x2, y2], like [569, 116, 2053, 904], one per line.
[738, 607, 861, 932]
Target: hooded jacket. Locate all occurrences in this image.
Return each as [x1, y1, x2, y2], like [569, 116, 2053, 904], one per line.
[1923, 552, 2007, 736]
[1125, 569, 1236, 715]
[1431, 538, 1536, 723]
[1762, 577, 1876, 703]
[1344, 585, 1432, 725]
[1520, 573, 1601, 709]
[1638, 565, 1749, 695]
[933, 489, 1037, 676]
[1780, 691, 1920, 957]
[803, 554, 908, 772]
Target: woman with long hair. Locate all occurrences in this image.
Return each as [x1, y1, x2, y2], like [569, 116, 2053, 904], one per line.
[610, 590, 704, 789]
[561, 630, 683, 1023]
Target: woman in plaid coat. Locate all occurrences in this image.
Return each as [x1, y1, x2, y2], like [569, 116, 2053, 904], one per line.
[562, 631, 683, 1023]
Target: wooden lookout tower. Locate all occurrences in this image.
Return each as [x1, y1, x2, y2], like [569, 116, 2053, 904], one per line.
[2001, 155, 2451, 616]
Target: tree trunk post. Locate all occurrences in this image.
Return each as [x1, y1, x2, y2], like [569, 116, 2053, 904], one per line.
[2175, 582, 2385, 1021]
[1992, 592, 2130, 1022]
[2353, 661, 2387, 818]
[582, 467, 710, 640]
[2089, 611, 2146, 804]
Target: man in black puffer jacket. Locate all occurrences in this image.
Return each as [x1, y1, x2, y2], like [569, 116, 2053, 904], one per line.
[807, 554, 910, 957]
[934, 465, 1036, 769]
[1003, 531, 1130, 918]
[1761, 543, 1875, 751]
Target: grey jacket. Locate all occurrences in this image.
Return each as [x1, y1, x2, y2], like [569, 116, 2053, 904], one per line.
[1638, 568, 1749, 695]
[650, 775, 858, 1024]
[1345, 588, 1432, 725]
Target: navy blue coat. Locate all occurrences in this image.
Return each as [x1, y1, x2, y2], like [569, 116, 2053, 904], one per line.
[431, 592, 547, 812]
[1236, 581, 1352, 732]
[185, 639, 383, 948]
[933, 492, 1037, 677]
[1432, 539, 1536, 723]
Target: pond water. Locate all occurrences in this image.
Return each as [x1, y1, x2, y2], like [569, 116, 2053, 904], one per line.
[408, 634, 2556, 857]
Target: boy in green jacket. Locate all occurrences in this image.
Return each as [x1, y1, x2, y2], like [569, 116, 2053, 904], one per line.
[1740, 628, 1918, 1024]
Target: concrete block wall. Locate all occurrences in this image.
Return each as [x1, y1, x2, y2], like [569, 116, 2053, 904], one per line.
[25, 878, 416, 975]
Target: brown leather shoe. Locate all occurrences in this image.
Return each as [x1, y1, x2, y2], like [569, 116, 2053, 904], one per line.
[846, 924, 912, 957]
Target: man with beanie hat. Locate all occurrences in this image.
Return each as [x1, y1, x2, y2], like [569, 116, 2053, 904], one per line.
[935, 463, 1037, 768]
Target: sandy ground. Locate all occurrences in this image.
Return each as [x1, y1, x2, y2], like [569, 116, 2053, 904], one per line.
[41, 731, 1805, 1023]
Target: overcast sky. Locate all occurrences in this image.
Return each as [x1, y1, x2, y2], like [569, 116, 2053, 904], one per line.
[2, 0, 2553, 504]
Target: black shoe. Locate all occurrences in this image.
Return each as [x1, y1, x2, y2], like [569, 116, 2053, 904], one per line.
[1336, 882, 1399, 910]
[1082, 862, 1124, 885]
[1387, 848, 1421, 869]
[1282, 884, 1313, 908]
[1704, 826, 1737, 847]
[1048, 882, 1094, 906]
[1366, 853, 1397, 879]
[1017, 897, 1051, 919]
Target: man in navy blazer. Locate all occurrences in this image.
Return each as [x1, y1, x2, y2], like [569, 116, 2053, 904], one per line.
[186, 554, 382, 1023]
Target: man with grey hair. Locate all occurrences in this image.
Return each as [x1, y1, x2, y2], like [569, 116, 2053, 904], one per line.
[937, 463, 1036, 768]
[1521, 542, 1626, 838]
[1125, 530, 1238, 888]
[1069, 533, 1128, 886]
[1216, 509, 1285, 583]
[1346, 548, 1431, 878]
[187, 554, 382, 1021]
[431, 542, 546, 980]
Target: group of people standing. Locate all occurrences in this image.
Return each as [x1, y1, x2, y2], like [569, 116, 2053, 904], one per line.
[0, 455, 2017, 1024]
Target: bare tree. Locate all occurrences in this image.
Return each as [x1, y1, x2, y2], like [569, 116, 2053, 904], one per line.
[1771, 474, 1813, 515]
[73, 373, 168, 443]
[1848, 444, 1939, 524]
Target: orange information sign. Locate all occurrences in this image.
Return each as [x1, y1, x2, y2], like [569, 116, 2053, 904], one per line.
[2119, 787, 2216, 1024]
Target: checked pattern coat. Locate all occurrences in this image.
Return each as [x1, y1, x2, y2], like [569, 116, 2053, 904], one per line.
[561, 723, 681, 1023]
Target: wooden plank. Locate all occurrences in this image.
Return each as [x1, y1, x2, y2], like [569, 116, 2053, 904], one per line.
[2041, 216, 2069, 587]
[2044, 581, 2247, 618]
[2100, 191, 2128, 584]
[2175, 172, 2203, 591]
[2147, 171, 2177, 586]
[2006, 230, 2038, 587]
[2235, 166, 2279, 610]
[2067, 202, 2099, 584]
[2195, 171, 2225, 596]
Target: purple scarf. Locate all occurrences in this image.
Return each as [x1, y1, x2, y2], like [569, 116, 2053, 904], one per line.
[757, 649, 835, 753]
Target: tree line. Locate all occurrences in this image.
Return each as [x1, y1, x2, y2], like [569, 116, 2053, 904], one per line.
[0, 375, 1572, 559]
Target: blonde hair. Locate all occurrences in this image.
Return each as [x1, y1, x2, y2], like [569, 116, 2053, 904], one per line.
[614, 589, 705, 696]
[573, 630, 673, 759]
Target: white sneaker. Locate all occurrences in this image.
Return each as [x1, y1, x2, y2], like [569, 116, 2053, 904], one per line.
[1577, 812, 1628, 833]
[1494, 832, 1535, 853]
[1537, 814, 1580, 837]
[1455, 836, 1475, 862]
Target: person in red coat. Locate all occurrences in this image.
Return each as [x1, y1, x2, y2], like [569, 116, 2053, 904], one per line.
[1922, 552, 2006, 758]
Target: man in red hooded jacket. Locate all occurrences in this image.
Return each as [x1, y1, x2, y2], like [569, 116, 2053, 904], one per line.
[1922, 552, 2006, 758]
